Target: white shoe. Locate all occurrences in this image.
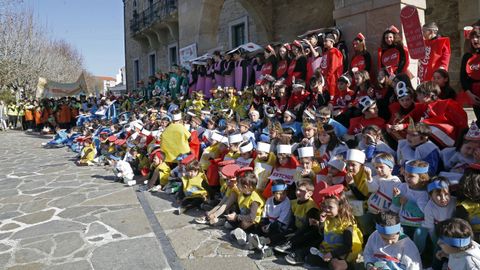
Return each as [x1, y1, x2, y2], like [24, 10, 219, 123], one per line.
[230, 228, 247, 246]
[143, 180, 148, 185]
[127, 180, 136, 186]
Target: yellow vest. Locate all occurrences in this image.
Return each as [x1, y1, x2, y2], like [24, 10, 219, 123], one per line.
[459, 200, 480, 233]
[321, 217, 363, 262]
[253, 153, 277, 191]
[237, 190, 264, 223]
[352, 167, 369, 198]
[182, 173, 207, 198]
[80, 144, 96, 162]
[161, 123, 191, 163]
[291, 199, 318, 229]
[156, 162, 171, 186]
[199, 143, 220, 171]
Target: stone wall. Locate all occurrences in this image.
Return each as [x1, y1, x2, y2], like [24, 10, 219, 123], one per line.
[217, 0, 259, 50]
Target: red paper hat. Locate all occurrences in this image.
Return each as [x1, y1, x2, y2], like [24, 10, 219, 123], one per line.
[255, 79, 264, 86]
[312, 181, 329, 207]
[83, 137, 92, 144]
[292, 40, 302, 48]
[356, 33, 365, 41]
[235, 167, 254, 177]
[114, 139, 126, 146]
[108, 135, 117, 142]
[218, 159, 236, 167]
[387, 25, 400, 34]
[150, 148, 164, 161]
[313, 184, 344, 206]
[140, 167, 150, 176]
[265, 44, 274, 53]
[181, 154, 196, 165]
[464, 26, 473, 39]
[470, 163, 480, 170]
[221, 164, 241, 178]
[283, 43, 291, 51]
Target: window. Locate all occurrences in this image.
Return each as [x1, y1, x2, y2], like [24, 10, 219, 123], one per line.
[133, 59, 139, 84]
[228, 16, 249, 49]
[149, 53, 156, 76]
[133, 0, 137, 8]
[168, 44, 178, 66]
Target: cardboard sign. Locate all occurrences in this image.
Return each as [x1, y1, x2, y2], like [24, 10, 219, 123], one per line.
[400, 5, 425, 59]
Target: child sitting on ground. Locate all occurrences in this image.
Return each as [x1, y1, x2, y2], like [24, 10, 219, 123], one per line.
[363, 211, 422, 270]
[436, 218, 480, 269]
[176, 160, 208, 214]
[145, 149, 171, 192]
[247, 181, 292, 259]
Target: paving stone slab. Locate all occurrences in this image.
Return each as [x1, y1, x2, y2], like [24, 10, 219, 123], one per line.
[85, 222, 109, 237]
[19, 199, 50, 213]
[53, 232, 85, 257]
[48, 260, 92, 270]
[48, 193, 87, 208]
[81, 189, 138, 206]
[14, 209, 56, 225]
[14, 248, 45, 264]
[99, 208, 151, 237]
[6, 262, 46, 270]
[181, 257, 259, 270]
[57, 206, 102, 219]
[11, 220, 85, 239]
[24, 239, 55, 255]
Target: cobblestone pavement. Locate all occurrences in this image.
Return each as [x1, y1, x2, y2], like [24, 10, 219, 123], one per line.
[0, 131, 307, 270]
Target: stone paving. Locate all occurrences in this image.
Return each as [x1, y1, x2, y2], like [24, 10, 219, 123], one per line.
[0, 131, 307, 270]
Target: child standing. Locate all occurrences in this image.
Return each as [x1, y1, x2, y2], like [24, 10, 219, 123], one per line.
[363, 211, 422, 270]
[436, 218, 480, 270]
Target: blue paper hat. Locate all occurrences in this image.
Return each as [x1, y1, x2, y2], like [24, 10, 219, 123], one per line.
[405, 160, 429, 174]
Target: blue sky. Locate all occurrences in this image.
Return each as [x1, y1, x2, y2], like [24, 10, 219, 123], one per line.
[24, 0, 125, 77]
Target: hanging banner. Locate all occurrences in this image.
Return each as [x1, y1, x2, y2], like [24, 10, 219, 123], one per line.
[179, 43, 197, 67]
[36, 73, 88, 99]
[400, 5, 425, 59]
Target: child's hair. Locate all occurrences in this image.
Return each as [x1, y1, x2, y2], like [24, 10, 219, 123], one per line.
[375, 210, 400, 227]
[297, 180, 314, 192]
[416, 81, 441, 100]
[185, 160, 200, 172]
[406, 160, 430, 185]
[315, 124, 342, 153]
[436, 218, 474, 251]
[317, 106, 332, 117]
[238, 171, 258, 188]
[428, 176, 450, 195]
[362, 125, 386, 142]
[324, 193, 356, 226]
[458, 167, 480, 202]
[373, 152, 395, 166]
[414, 122, 432, 137]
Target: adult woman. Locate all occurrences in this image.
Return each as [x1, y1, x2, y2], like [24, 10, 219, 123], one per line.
[460, 28, 480, 122]
[351, 33, 373, 85]
[213, 51, 224, 88]
[320, 34, 344, 98]
[204, 57, 215, 98]
[433, 69, 456, 100]
[262, 45, 277, 78]
[276, 44, 290, 80]
[378, 25, 410, 76]
[286, 40, 307, 86]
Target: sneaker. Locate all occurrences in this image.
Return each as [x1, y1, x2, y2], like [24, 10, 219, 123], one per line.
[230, 228, 247, 246]
[274, 241, 292, 254]
[127, 180, 137, 187]
[248, 233, 264, 250]
[255, 247, 274, 260]
[194, 216, 209, 224]
[285, 252, 305, 265]
[149, 185, 162, 192]
[224, 221, 234, 230]
[176, 206, 186, 215]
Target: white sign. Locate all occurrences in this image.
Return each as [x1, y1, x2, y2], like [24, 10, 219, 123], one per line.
[179, 43, 197, 67]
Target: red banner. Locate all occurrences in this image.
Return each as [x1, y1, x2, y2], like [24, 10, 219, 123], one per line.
[400, 5, 425, 59]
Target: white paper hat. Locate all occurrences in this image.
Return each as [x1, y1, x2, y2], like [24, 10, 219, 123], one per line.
[328, 158, 346, 171]
[229, 133, 243, 144]
[297, 147, 314, 158]
[395, 81, 409, 98]
[277, 144, 292, 154]
[133, 122, 143, 130]
[256, 142, 271, 153]
[211, 132, 224, 142]
[141, 129, 151, 136]
[359, 96, 375, 112]
[284, 110, 296, 120]
[346, 149, 366, 164]
[239, 141, 254, 153]
[172, 112, 182, 121]
[184, 124, 191, 130]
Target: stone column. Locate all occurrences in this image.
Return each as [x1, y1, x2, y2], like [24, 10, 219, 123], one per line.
[333, 0, 427, 87]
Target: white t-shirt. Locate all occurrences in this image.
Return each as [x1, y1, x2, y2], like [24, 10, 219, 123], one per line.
[423, 197, 456, 233]
[263, 197, 291, 226]
[367, 176, 402, 214]
[448, 241, 480, 270]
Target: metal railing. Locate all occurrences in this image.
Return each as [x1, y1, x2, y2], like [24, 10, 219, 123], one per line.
[130, 0, 177, 34]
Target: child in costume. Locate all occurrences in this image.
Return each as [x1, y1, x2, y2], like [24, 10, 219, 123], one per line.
[345, 96, 386, 141]
[436, 218, 480, 270]
[397, 120, 441, 176]
[294, 146, 318, 184]
[455, 165, 480, 241]
[226, 168, 265, 246]
[247, 182, 292, 259]
[252, 142, 276, 193]
[314, 123, 348, 170]
[285, 185, 363, 268]
[390, 160, 430, 254]
[176, 160, 208, 214]
[145, 149, 171, 192]
[235, 140, 255, 168]
[366, 153, 401, 215]
[363, 211, 422, 270]
[315, 158, 347, 187]
[77, 137, 96, 166]
[267, 144, 300, 199]
[281, 110, 302, 139]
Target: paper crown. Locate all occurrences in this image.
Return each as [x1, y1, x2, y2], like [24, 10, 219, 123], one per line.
[395, 81, 409, 98]
[346, 149, 366, 164]
[298, 147, 314, 158]
[228, 133, 243, 144]
[359, 96, 375, 112]
[271, 183, 288, 192]
[210, 132, 225, 143]
[356, 32, 365, 41]
[339, 74, 351, 85]
[328, 158, 346, 171]
[465, 121, 480, 141]
[221, 164, 241, 178]
[405, 160, 429, 174]
[133, 122, 143, 130]
[303, 109, 316, 121]
[284, 110, 296, 120]
[256, 142, 271, 153]
[316, 184, 344, 204]
[239, 141, 254, 153]
[264, 105, 276, 118]
[407, 117, 418, 133]
[387, 25, 400, 34]
[172, 112, 182, 121]
[277, 144, 292, 154]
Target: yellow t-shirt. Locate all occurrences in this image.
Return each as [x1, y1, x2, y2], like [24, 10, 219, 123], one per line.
[253, 152, 277, 191]
[155, 162, 171, 186]
[321, 217, 363, 262]
[161, 123, 191, 163]
[237, 190, 265, 223]
[352, 167, 369, 198]
[181, 173, 207, 199]
[80, 144, 96, 162]
[459, 200, 480, 233]
[291, 199, 318, 229]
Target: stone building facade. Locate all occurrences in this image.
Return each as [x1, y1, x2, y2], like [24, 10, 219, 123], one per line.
[123, 0, 480, 92]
